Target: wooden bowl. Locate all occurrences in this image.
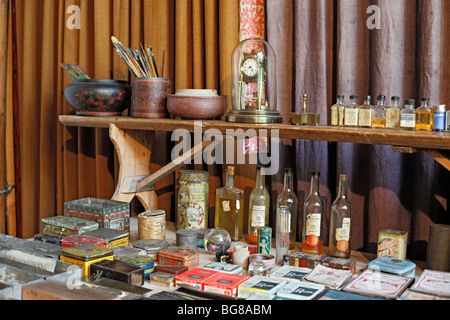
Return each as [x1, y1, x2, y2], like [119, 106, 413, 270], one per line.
[167, 93, 228, 120]
[64, 79, 131, 117]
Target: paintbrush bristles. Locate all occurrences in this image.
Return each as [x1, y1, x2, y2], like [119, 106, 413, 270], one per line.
[111, 35, 160, 78]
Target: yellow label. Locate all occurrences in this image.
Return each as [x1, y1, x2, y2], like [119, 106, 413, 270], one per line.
[107, 237, 129, 248]
[60, 255, 114, 276]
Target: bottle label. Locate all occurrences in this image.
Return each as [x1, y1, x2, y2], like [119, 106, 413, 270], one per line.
[344, 109, 358, 126]
[331, 106, 344, 126]
[400, 114, 415, 128]
[385, 108, 399, 128]
[335, 217, 351, 241]
[222, 200, 230, 212]
[251, 205, 266, 227]
[358, 109, 372, 126]
[305, 213, 321, 237]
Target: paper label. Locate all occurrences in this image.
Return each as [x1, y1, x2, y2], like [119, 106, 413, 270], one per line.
[251, 205, 266, 227]
[344, 109, 358, 126]
[222, 200, 231, 212]
[358, 109, 373, 126]
[305, 213, 321, 237]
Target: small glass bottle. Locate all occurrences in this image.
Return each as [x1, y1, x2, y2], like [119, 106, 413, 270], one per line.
[415, 97, 433, 131]
[331, 95, 345, 126]
[385, 96, 401, 129]
[248, 166, 270, 245]
[399, 99, 416, 130]
[329, 174, 352, 259]
[358, 95, 373, 128]
[372, 95, 386, 128]
[433, 105, 447, 132]
[275, 168, 298, 263]
[215, 166, 244, 242]
[344, 95, 359, 127]
[301, 171, 324, 255]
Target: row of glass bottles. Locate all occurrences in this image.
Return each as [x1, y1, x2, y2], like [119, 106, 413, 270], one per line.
[331, 95, 444, 131]
[215, 166, 352, 264]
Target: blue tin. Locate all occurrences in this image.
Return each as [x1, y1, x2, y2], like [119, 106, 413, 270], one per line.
[257, 226, 272, 255]
[120, 254, 155, 279]
[367, 256, 416, 278]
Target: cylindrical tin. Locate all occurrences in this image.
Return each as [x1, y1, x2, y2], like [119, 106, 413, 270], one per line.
[176, 170, 209, 230]
[138, 209, 166, 240]
[427, 224, 450, 272]
[257, 226, 272, 255]
[176, 229, 198, 251]
[131, 77, 171, 118]
[133, 239, 169, 260]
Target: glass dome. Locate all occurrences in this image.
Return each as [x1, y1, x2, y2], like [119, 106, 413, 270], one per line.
[226, 38, 282, 124]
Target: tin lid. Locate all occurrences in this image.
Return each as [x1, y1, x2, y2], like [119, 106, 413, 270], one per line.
[60, 243, 113, 261]
[178, 170, 209, 183]
[42, 216, 99, 230]
[158, 246, 199, 261]
[368, 256, 416, 275]
[112, 246, 146, 259]
[61, 235, 108, 246]
[64, 197, 130, 216]
[258, 226, 272, 234]
[133, 239, 169, 254]
[138, 209, 166, 219]
[84, 228, 129, 242]
[434, 105, 447, 112]
[120, 254, 154, 268]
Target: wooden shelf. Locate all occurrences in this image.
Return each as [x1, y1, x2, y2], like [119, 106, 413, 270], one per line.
[59, 115, 450, 151]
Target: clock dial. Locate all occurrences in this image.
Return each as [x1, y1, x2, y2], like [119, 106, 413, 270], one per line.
[242, 58, 258, 78]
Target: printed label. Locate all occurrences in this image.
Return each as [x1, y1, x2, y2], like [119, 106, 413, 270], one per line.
[331, 106, 344, 126]
[251, 205, 266, 227]
[385, 108, 399, 128]
[344, 109, 358, 126]
[358, 109, 373, 126]
[305, 213, 321, 237]
[400, 114, 415, 128]
[222, 200, 231, 212]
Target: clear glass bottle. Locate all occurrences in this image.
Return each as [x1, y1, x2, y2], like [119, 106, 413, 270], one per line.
[275, 168, 298, 263]
[248, 166, 270, 245]
[399, 99, 416, 130]
[385, 96, 401, 129]
[372, 95, 386, 128]
[344, 95, 359, 127]
[215, 166, 244, 242]
[331, 95, 345, 126]
[329, 174, 352, 259]
[301, 171, 324, 255]
[358, 95, 373, 128]
[415, 97, 433, 131]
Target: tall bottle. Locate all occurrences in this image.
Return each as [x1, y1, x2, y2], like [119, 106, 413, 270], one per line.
[215, 166, 244, 242]
[248, 166, 270, 245]
[415, 97, 433, 131]
[329, 174, 352, 258]
[399, 99, 416, 130]
[344, 95, 359, 127]
[276, 169, 298, 263]
[358, 96, 373, 128]
[385, 96, 401, 129]
[331, 95, 345, 126]
[372, 95, 386, 128]
[301, 171, 324, 255]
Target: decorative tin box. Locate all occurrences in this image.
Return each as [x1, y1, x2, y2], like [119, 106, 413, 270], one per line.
[269, 266, 312, 283]
[42, 216, 99, 237]
[377, 229, 408, 260]
[133, 239, 169, 260]
[112, 246, 146, 260]
[90, 259, 145, 286]
[34, 233, 64, 246]
[84, 228, 129, 248]
[203, 273, 250, 297]
[154, 263, 188, 275]
[64, 197, 130, 231]
[367, 256, 416, 278]
[276, 280, 325, 300]
[202, 261, 243, 274]
[61, 235, 108, 248]
[120, 255, 154, 279]
[237, 275, 286, 299]
[174, 267, 219, 290]
[157, 246, 199, 269]
[150, 272, 176, 287]
[284, 252, 357, 274]
[59, 243, 114, 277]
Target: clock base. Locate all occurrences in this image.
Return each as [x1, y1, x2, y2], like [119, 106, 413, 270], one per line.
[226, 109, 283, 124]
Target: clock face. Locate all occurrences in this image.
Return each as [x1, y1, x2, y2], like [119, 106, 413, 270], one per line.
[241, 57, 258, 78]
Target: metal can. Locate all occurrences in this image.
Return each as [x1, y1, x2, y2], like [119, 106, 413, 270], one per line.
[176, 170, 209, 230]
[257, 226, 272, 255]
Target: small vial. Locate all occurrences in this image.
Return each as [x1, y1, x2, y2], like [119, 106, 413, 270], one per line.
[433, 105, 446, 132]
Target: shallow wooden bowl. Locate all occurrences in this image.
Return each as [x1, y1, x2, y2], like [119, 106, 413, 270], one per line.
[167, 93, 228, 120]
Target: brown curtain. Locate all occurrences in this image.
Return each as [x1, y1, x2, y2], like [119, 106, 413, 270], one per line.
[6, 0, 239, 239]
[267, 0, 450, 260]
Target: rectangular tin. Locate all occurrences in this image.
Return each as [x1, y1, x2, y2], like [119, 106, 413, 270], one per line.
[34, 233, 63, 246]
[269, 266, 312, 283]
[150, 272, 176, 287]
[276, 280, 325, 300]
[59, 243, 114, 277]
[154, 263, 188, 275]
[112, 246, 146, 260]
[377, 229, 408, 260]
[367, 256, 416, 278]
[203, 273, 250, 297]
[42, 216, 99, 237]
[174, 267, 219, 290]
[157, 246, 199, 269]
[83, 228, 129, 248]
[90, 260, 145, 286]
[119, 255, 154, 279]
[237, 275, 286, 299]
[64, 197, 130, 231]
[61, 235, 108, 248]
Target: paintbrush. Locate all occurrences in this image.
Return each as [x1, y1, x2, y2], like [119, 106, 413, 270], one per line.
[111, 36, 145, 77]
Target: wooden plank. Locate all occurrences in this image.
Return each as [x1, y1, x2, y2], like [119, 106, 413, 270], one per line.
[425, 149, 450, 172]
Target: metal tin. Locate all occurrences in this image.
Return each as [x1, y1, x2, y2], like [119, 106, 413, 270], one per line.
[176, 229, 198, 250]
[137, 209, 166, 240]
[120, 255, 154, 279]
[34, 233, 63, 246]
[195, 228, 209, 248]
[42, 216, 99, 237]
[59, 244, 114, 277]
[83, 228, 129, 248]
[427, 223, 450, 272]
[61, 235, 108, 248]
[176, 170, 209, 230]
[157, 246, 199, 269]
[133, 239, 169, 260]
[433, 105, 447, 131]
[257, 226, 272, 254]
[64, 197, 130, 231]
[150, 272, 176, 287]
[112, 246, 146, 260]
[154, 263, 188, 275]
[90, 260, 145, 286]
[368, 256, 416, 278]
[377, 229, 408, 260]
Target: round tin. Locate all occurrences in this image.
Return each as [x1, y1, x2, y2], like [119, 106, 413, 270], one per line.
[176, 170, 209, 230]
[120, 255, 155, 279]
[138, 209, 166, 240]
[257, 226, 272, 255]
[133, 239, 169, 260]
[176, 229, 198, 251]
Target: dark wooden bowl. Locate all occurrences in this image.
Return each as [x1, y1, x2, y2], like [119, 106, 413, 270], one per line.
[64, 79, 131, 116]
[167, 94, 228, 120]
